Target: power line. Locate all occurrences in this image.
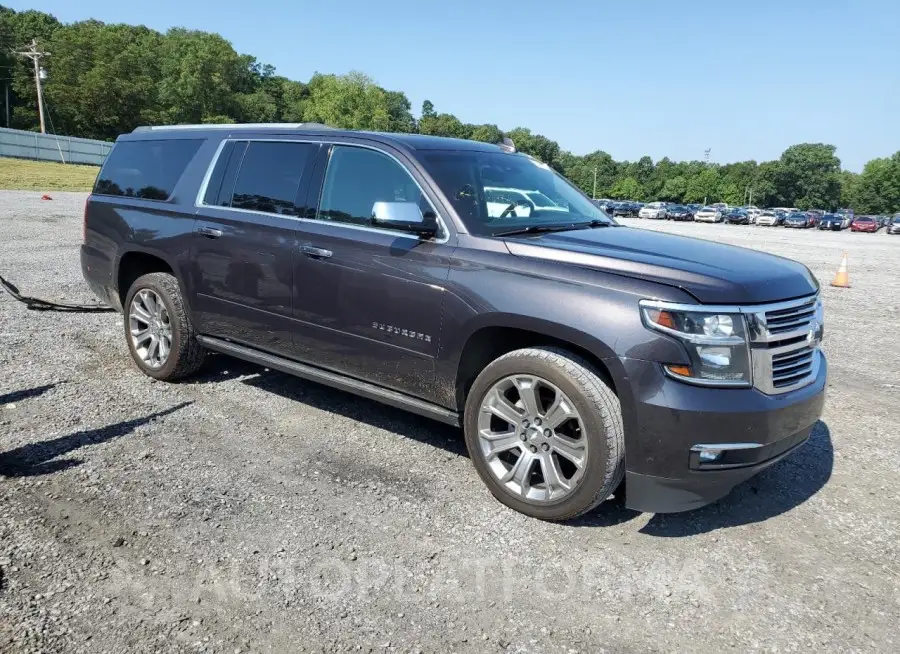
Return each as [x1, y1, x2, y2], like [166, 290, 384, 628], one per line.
[15, 39, 49, 134]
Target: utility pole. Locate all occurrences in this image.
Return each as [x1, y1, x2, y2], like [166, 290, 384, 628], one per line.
[16, 39, 49, 134]
[4, 82, 9, 128]
[592, 166, 598, 199]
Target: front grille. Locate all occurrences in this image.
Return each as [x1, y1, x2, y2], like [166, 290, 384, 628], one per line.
[747, 293, 823, 395]
[771, 346, 816, 388]
[764, 296, 817, 336]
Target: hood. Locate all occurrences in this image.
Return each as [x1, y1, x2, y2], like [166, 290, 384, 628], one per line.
[503, 226, 818, 304]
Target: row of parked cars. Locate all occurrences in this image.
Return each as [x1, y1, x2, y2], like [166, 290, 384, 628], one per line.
[591, 199, 900, 234]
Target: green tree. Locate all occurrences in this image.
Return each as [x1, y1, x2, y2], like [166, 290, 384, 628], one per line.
[505, 127, 561, 169]
[659, 175, 687, 202]
[418, 112, 469, 138]
[43, 21, 164, 139]
[839, 170, 859, 211]
[850, 153, 900, 214]
[302, 71, 396, 131]
[420, 99, 435, 119]
[609, 176, 642, 200]
[684, 167, 721, 204]
[753, 161, 782, 207]
[778, 143, 841, 209]
[467, 123, 503, 143]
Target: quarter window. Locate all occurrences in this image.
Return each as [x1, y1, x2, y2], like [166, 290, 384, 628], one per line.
[317, 146, 434, 232]
[94, 139, 202, 201]
[228, 141, 316, 215]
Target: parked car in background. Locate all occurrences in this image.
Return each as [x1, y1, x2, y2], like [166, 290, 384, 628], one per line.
[725, 208, 750, 225]
[818, 214, 844, 230]
[804, 212, 820, 228]
[784, 212, 813, 228]
[850, 216, 879, 232]
[610, 202, 634, 217]
[888, 215, 900, 234]
[837, 213, 853, 229]
[711, 202, 729, 214]
[638, 201, 667, 219]
[756, 211, 782, 226]
[687, 204, 702, 213]
[876, 215, 890, 228]
[745, 207, 762, 223]
[694, 206, 723, 223]
[591, 199, 614, 212]
[666, 204, 694, 221]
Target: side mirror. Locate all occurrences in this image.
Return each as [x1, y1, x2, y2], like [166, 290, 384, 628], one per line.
[371, 201, 437, 238]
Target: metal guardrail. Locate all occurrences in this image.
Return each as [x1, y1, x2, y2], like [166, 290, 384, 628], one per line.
[0, 127, 112, 166]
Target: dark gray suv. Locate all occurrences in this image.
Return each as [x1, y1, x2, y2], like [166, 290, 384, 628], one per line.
[81, 124, 826, 520]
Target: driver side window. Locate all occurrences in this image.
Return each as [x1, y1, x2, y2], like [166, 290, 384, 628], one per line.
[317, 145, 435, 233]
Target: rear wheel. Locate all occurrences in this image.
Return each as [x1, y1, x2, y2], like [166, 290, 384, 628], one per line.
[123, 272, 205, 381]
[464, 347, 625, 521]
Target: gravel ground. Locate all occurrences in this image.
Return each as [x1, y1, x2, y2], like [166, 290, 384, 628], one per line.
[1, 191, 899, 653]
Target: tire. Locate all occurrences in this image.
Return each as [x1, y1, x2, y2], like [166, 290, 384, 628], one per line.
[463, 346, 625, 521]
[123, 272, 205, 381]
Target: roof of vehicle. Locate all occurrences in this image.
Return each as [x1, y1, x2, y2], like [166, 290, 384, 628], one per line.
[128, 123, 505, 152]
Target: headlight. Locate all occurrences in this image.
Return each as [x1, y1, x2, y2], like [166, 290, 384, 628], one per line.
[639, 301, 751, 387]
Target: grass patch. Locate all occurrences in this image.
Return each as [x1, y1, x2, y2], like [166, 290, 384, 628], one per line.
[0, 156, 99, 192]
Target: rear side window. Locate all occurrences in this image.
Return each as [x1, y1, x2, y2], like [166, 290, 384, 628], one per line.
[94, 139, 202, 200]
[227, 141, 316, 216]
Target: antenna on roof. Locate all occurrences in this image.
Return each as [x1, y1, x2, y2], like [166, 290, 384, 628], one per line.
[498, 137, 516, 153]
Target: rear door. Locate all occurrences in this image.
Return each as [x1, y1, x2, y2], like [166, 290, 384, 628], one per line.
[190, 139, 319, 356]
[289, 142, 455, 403]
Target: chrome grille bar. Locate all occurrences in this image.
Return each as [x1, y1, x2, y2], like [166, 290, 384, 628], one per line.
[746, 293, 823, 394]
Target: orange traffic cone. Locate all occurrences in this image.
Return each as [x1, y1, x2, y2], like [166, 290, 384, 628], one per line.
[831, 253, 850, 288]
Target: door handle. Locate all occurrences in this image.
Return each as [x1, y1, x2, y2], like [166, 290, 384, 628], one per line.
[197, 226, 223, 239]
[299, 244, 332, 259]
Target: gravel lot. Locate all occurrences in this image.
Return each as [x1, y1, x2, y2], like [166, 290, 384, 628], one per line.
[1, 191, 899, 653]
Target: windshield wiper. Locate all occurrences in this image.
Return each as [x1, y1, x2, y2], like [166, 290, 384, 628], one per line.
[575, 219, 616, 228]
[494, 224, 583, 237]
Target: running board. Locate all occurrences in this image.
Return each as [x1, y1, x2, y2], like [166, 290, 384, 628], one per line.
[196, 335, 461, 427]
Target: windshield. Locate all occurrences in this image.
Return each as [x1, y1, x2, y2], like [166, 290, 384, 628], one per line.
[525, 191, 559, 207]
[421, 150, 614, 236]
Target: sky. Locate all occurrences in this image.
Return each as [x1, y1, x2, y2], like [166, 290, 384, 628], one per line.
[5, 0, 899, 171]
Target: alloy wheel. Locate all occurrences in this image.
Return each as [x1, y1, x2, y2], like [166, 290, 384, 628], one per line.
[477, 375, 588, 503]
[128, 289, 172, 369]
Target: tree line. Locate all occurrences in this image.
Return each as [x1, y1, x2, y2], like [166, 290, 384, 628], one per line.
[1, 6, 898, 214]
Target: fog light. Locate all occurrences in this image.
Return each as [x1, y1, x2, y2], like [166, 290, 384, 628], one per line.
[698, 449, 723, 462]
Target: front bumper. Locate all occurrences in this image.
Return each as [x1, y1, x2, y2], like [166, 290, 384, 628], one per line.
[618, 352, 827, 513]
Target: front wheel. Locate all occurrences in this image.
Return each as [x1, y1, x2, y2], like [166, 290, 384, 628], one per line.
[464, 347, 625, 521]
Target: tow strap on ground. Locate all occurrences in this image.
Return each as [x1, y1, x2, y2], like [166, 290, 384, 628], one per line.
[0, 274, 116, 313]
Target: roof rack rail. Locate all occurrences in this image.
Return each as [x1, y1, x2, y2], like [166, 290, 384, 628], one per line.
[132, 122, 337, 133]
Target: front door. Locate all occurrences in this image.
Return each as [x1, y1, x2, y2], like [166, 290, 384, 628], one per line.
[190, 140, 319, 356]
[290, 143, 454, 403]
